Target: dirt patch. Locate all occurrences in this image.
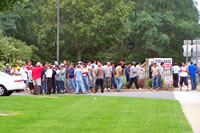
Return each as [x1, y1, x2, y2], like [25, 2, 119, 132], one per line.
[0, 112, 18, 116]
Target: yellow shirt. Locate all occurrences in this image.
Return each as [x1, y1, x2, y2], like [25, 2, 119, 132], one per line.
[116, 66, 122, 77]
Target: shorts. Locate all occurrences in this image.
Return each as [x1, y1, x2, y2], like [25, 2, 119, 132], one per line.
[29, 82, 34, 90]
[33, 78, 41, 86]
[180, 77, 188, 86]
[24, 80, 28, 84]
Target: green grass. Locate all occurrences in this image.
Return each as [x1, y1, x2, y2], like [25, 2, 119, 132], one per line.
[0, 95, 192, 133]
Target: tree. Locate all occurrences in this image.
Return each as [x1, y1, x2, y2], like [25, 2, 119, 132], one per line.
[0, 0, 23, 12]
[38, 0, 134, 61]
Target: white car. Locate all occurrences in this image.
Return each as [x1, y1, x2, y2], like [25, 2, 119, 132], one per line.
[0, 71, 26, 96]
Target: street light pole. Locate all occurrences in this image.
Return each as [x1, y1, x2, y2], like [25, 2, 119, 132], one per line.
[57, 0, 60, 63]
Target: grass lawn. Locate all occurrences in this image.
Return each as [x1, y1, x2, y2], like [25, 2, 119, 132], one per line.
[0, 95, 192, 133]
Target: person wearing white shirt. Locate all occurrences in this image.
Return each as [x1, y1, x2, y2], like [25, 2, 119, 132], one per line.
[127, 62, 139, 89]
[105, 62, 112, 91]
[20, 64, 28, 89]
[28, 66, 33, 94]
[179, 62, 189, 91]
[45, 65, 53, 95]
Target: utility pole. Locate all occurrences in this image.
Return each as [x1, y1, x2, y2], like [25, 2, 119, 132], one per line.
[57, 0, 60, 63]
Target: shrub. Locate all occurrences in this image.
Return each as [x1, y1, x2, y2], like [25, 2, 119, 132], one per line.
[147, 78, 164, 88]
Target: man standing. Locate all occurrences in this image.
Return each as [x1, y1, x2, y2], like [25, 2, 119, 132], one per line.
[105, 62, 112, 91]
[158, 62, 164, 89]
[179, 62, 189, 91]
[172, 63, 180, 88]
[127, 62, 139, 89]
[125, 64, 131, 84]
[59, 64, 66, 93]
[151, 63, 160, 90]
[52, 66, 57, 94]
[115, 62, 124, 92]
[149, 61, 153, 79]
[20, 64, 28, 89]
[45, 65, 53, 95]
[55, 65, 60, 93]
[82, 63, 89, 92]
[10, 65, 19, 76]
[95, 64, 105, 93]
[41, 63, 48, 94]
[188, 62, 197, 90]
[28, 66, 33, 94]
[4, 63, 11, 74]
[111, 63, 117, 89]
[32, 62, 44, 95]
[74, 64, 86, 94]
[68, 63, 75, 93]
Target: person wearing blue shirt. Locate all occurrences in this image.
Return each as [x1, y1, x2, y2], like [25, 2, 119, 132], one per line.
[68, 64, 75, 92]
[188, 62, 197, 90]
[74, 65, 86, 94]
[125, 64, 131, 84]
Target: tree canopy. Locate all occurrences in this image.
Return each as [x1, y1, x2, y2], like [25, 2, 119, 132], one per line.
[0, 0, 199, 65]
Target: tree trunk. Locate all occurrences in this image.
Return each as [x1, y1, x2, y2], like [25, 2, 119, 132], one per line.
[77, 48, 82, 61]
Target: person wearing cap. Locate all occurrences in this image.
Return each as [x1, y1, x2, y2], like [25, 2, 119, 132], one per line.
[115, 62, 124, 92]
[127, 62, 139, 89]
[88, 64, 96, 91]
[171, 63, 180, 88]
[26, 61, 32, 71]
[74, 64, 86, 94]
[67, 63, 76, 93]
[105, 62, 112, 91]
[95, 64, 105, 93]
[59, 64, 66, 93]
[32, 62, 45, 95]
[28, 65, 34, 94]
[151, 63, 160, 90]
[4, 63, 11, 74]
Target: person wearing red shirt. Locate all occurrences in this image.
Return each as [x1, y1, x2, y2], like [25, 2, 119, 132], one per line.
[32, 62, 44, 95]
[26, 61, 32, 70]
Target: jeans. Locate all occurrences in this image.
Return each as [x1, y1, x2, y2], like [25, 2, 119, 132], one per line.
[111, 77, 117, 89]
[56, 80, 60, 93]
[152, 76, 159, 88]
[126, 74, 130, 83]
[68, 78, 75, 92]
[82, 76, 89, 91]
[75, 80, 86, 94]
[158, 75, 162, 88]
[40, 79, 47, 94]
[190, 76, 197, 90]
[116, 76, 123, 91]
[59, 80, 65, 92]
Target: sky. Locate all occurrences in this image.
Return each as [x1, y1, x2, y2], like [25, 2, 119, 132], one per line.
[194, 0, 200, 11]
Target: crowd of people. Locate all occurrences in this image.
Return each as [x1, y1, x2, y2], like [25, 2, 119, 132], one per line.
[3, 60, 199, 95]
[3, 60, 145, 95]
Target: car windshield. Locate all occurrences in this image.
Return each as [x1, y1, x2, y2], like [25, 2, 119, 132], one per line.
[0, 71, 12, 77]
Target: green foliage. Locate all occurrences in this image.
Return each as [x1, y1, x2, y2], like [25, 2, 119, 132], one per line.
[0, 30, 38, 67]
[0, 0, 23, 12]
[0, 0, 199, 64]
[147, 78, 164, 88]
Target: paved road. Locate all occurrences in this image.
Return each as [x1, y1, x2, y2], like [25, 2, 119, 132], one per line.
[12, 90, 200, 133]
